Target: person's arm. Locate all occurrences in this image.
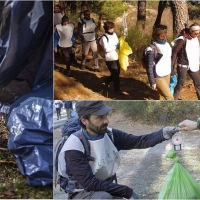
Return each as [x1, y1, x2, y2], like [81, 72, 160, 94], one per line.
[65, 150, 133, 199]
[112, 127, 177, 151]
[171, 39, 185, 66]
[146, 49, 156, 89]
[78, 21, 85, 42]
[178, 118, 200, 131]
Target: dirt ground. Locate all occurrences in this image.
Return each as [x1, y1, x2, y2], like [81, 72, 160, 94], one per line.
[54, 56, 198, 100]
[53, 112, 200, 199]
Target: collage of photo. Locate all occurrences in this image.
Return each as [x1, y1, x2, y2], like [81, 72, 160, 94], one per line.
[0, 0, 200, 200]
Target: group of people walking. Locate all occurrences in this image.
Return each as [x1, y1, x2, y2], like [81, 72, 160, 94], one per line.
[54, 4, 200, 100]
[145, 23, 200, 100]
[53, 6, 122, 94]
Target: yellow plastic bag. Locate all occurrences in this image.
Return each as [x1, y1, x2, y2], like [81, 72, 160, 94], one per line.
[118, 36, 132, 71]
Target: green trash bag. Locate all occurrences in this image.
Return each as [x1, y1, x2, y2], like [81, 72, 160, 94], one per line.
[158, 150, 200, 199]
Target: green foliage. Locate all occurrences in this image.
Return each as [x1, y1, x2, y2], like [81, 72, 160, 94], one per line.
[188, 3, 200, 20]
[107, 101, 200, 126]
[126, 25, 152, 62]
[91, 1, 128, 21]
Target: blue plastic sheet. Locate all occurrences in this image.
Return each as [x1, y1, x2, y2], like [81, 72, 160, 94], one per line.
[7, 80, 53, 186]
[0, 0, 53, 186]
[0, 1, 53, 104]
[169, 75, 178, 95]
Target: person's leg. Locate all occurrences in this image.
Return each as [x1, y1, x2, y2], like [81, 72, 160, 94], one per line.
[90, 40, 99, 69]
[81, 42, 90, 69]
[56, 108, 59, 120]
[174, 66, 187, 100]
[71, 190, 113, 199]
[155, 75, 174, 100]
[106, 60, 120, 91]
[58, 108, 61, 119]
[188, 70, 200, 100]
[61, 47, 72, 75]
[105, 61, 114, 87]
[66, 109, 71, 119]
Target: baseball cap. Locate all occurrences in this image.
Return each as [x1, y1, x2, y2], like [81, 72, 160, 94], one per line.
[76, 101, 113, 117]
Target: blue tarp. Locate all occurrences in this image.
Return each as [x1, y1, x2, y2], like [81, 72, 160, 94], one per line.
[0, 0, 53, 104]
[0, 0, 53, 186]
[7, 80, 53, 186]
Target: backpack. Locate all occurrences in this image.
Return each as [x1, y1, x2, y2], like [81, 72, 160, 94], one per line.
[97, 34, 109, 58]
[141, 43, 158, 69]
[54, 116, 114, 192]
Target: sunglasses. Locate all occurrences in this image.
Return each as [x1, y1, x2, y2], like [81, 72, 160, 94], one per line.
[85, 13, 90, 16]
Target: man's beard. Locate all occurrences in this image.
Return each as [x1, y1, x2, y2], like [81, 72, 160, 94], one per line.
[88, 121, 108, 136]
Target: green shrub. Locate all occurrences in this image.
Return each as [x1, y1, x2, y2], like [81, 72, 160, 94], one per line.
[126, 25, 152, 63]
[106, 101, 200, 126]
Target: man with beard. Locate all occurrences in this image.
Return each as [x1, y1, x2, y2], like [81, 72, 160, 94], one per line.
[59, 101, 179, 199]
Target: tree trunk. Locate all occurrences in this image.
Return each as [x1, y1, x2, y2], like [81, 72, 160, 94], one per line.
[137, 0, 146, 30]
[154, 0, 167, 27]
[170, 0, 188, 36]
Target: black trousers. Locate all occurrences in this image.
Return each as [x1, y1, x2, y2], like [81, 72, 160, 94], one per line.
[174, 66, 200, 100]
[58, 46, 72, 70]
[106, 60, 120, 91]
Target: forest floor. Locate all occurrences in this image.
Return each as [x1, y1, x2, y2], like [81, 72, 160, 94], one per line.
[53, 111, 200, 199]
[54, 56, 198, 100]
[54, 4, 199, 101]
[0, 114, 53, 199]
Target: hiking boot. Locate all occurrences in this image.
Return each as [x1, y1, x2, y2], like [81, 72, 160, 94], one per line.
[67, 70, 71, 76]
[105, 79, 110, 89]
[94, 66, 100, 72]
[80, 64, 85, 70]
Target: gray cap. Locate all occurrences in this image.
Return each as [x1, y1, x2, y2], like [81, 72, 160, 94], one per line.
[76, 101, 113, 117]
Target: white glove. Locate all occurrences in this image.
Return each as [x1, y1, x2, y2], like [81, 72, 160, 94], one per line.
[151, 84, 156, 90]
[163, 126, 179, 139]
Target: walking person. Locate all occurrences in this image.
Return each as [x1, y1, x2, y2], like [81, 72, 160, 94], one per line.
[171, 22, 200, 100]
[54, 5, 63, 30]
[99, 21, 121, 94]
[78, 10, 99, 71]
[145, 24, 174, 100]
[58, 101, 179, 199]
[55, 16, 74, 76]
[54, 100, 63, 120]
[64, 100, 73, 119]
[54, 5, 63, 59]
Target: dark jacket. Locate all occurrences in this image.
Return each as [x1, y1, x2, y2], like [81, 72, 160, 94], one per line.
[145, 42, 174, 86]
[64, 101, 72, 109]
[171, 28, 191, 66]
[65, 128, 165, 199]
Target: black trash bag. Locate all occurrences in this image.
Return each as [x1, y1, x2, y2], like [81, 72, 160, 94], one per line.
[7, 79, 53, 186]
[0, 0, 53, 104]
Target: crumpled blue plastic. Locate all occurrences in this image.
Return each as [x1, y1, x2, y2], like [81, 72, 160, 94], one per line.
[7, 80, 53, 186]
[1, 0, 53, 186]
[169, 75, 178, 95]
